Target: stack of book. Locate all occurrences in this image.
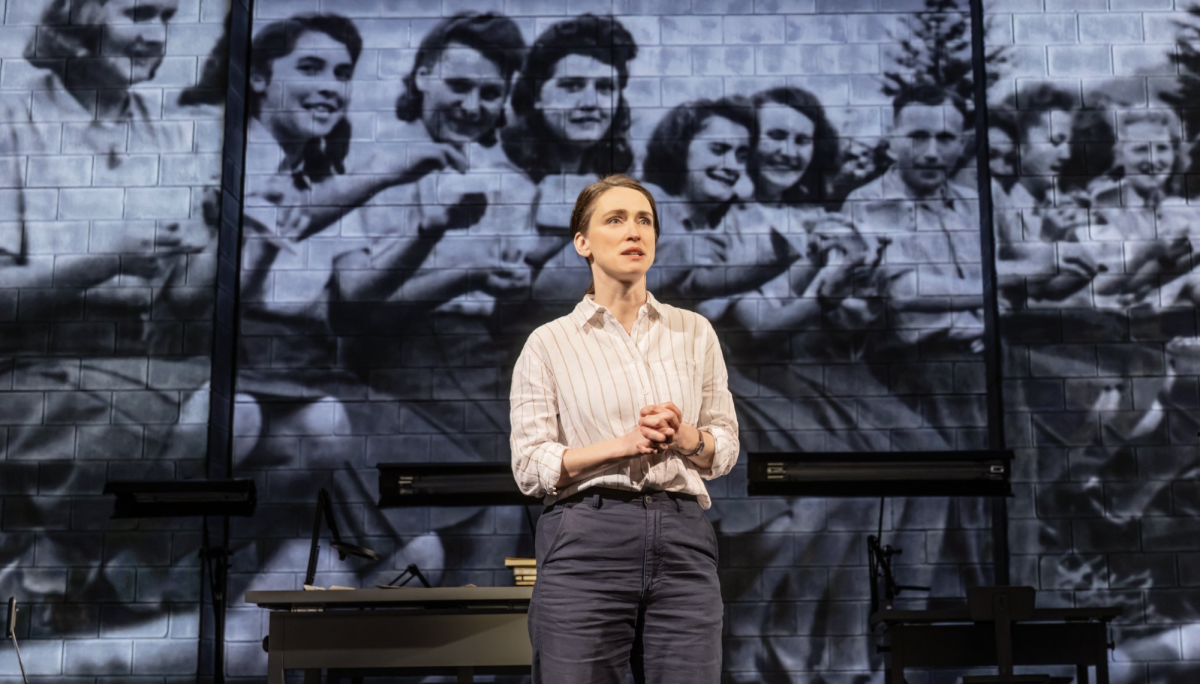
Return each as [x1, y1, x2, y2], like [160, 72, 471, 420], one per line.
[505, 557, 537, 586]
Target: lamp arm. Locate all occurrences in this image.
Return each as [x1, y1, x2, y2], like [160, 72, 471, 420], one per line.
[318, 488, 348, 558]
[304, 492, 325, 587]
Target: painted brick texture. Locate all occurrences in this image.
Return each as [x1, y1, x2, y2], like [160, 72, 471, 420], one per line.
[991, 2, 1200, 681]
[4, 0, 1200, 682]
[0, 0, 226, 680]
[226, 0, 1200, 681]
[232, 0, 986, 682]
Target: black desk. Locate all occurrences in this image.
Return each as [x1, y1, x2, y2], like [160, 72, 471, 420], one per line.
[247, 587, 533, 684]
[871, 606, 1120, 684]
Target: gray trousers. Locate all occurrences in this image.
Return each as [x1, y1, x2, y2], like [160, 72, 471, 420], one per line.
[529, 488, 723, 684]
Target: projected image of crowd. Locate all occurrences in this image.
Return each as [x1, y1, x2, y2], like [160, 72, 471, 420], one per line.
[234, 10, 995, 465]
[2, 1, 1198, 678]
[0, 0, 226, 644]
[227, 5, 1200, 644]
[992, 82, 1200, 630]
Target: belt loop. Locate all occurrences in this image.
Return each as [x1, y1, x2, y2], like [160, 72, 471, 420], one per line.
[674, 495, 683, 513]
[589, 492, 601, 509]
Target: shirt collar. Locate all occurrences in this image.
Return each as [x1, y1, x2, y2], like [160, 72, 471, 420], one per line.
[572, 292, 662, 329]
[881, 167, 972, 206]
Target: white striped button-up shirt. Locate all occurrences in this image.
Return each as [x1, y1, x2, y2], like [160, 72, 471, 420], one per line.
[510, 292, 739, 509]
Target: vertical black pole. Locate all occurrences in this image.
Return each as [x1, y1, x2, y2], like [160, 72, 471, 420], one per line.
[967, 0, 1010, 586]
[216, 515, 230, 684]
[207, 0, 253, 481]
[205, 0, 254, 680]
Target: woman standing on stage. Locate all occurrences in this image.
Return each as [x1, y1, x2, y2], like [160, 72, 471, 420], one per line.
[510, 175, 739, 684]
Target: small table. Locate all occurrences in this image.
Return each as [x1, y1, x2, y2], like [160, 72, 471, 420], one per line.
[247, 587, 533, 684]
[871, 605, 1120, 684]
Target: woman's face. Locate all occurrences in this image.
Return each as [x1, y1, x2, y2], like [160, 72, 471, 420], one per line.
[575, 186, 656, 285]
[685, 115, 751, 205]
[756, 105, 816, 198]
[78, 0, 179, 85]
[252, 31, 355, 143]
[1117, 119, 1176, 198]
[537, 53, 616, 144]
[416, 43, 506, 144]
[1019, 109, 1073, 177]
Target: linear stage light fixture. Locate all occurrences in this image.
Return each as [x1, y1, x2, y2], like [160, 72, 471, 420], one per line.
[746, 450, 1014, 616]
[102, 479, 258, 518]
[746, 450, 1013, 498]
[376, 463, 543, 507]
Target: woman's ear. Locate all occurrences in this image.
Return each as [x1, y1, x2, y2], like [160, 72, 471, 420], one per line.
[573, 231, 591, 260]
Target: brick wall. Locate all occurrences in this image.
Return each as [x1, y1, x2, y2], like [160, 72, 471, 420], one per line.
[230, 0, 994, 681]
[990, 2, 1200, 682]
[225, 1, 1200, 682]
[4, 0, 1200, 682]
[0, 0, 227, 680]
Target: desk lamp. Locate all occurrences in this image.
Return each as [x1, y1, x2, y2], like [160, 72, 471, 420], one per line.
[304, 488, 382, 588]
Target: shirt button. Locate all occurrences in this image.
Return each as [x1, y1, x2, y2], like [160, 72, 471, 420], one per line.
[642, 389, 649, 395]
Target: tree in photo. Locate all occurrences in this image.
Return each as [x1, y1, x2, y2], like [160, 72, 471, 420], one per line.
[881, 0, 1010, 103]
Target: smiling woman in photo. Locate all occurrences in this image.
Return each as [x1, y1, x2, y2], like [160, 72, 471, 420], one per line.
[395, 12, 525, 146]
[330, 12, 535, 460]
[643, 97, 756, 233]
[500, 14, 638, 244]
[751, 87, 839, 207]
[246, 14, 362, 194]
[640, 97, 797, 303]
[235, 13, 371, 459]
[0, 0, 217, 640]
[503, 15, 636, 184]
[335, 11, 530, 303]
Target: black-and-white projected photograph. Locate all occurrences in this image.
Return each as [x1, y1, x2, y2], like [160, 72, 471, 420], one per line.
[0, 0, 228, 677]
[4, 0, 1200, 681]
[227, 0, 1000, 679]
[990, 6, 1200, 667]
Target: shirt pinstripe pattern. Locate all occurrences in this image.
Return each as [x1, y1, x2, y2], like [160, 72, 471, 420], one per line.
[510, 292, 739, 509]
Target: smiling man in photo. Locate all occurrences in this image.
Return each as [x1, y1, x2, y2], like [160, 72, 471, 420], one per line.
[836, 84, 986, 443]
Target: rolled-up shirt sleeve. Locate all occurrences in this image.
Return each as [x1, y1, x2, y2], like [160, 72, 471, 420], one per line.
[510, 335, 566, 499]
[695, 319, 739, 480]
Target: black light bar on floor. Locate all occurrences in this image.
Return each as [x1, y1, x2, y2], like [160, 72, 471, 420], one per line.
[376, 463, 542, 507]
[747, 451, 1013, 498]
[102, 479, 258, 518]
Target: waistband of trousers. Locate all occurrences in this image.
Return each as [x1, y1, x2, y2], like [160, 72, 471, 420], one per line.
[550, 486, 698, 510]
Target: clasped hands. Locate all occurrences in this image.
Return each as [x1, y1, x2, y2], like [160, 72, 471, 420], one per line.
[624, 402, 698, 456]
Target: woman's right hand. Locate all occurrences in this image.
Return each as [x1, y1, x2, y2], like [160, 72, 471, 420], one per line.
[621, 429, 659, 456]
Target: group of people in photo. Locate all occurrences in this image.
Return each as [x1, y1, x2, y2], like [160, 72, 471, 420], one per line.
[0, 0, 217, 459]
[229, 10, 1200, 640]
[2, 0, 1199, 675]
[992, 80, 1199, 451]
[989, 79, 1200, 620]
[0, 0, 222, 627]
[235, 10, 1004, 462]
